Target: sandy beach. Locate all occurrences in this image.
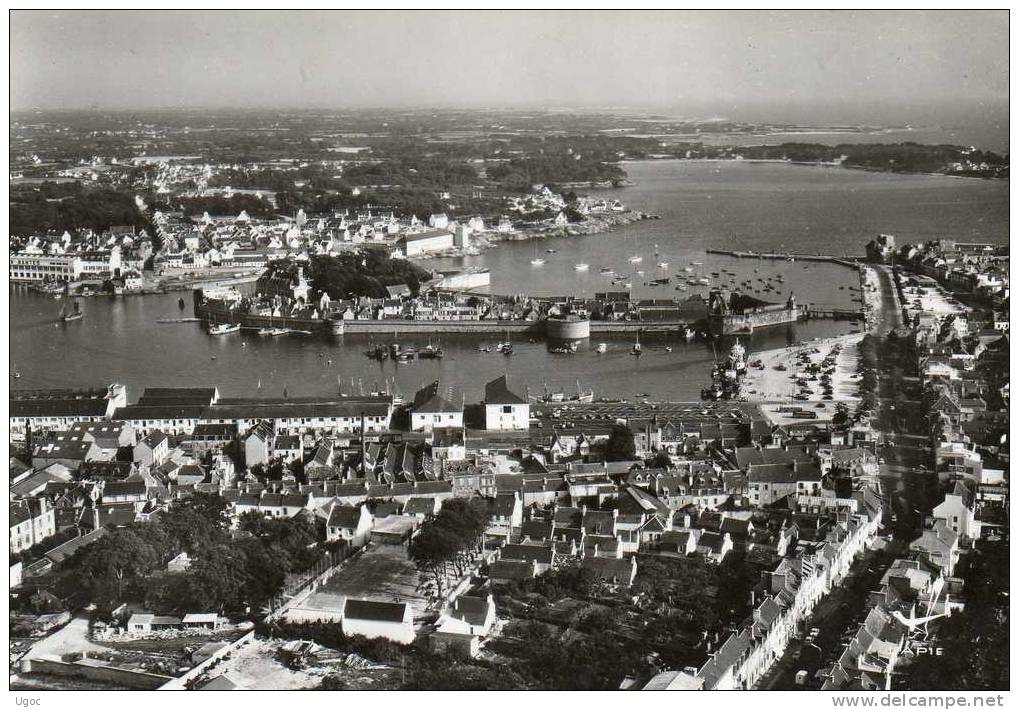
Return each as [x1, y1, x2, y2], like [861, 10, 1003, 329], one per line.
[742, 263, 879, 408]
[742, 333, 863, 403]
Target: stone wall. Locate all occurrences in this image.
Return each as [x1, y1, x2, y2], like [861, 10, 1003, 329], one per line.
[24, 656, 172, 690]
[708, 306, 800, 335]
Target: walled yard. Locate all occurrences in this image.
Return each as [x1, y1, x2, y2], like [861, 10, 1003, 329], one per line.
[288, 544, 430, 623]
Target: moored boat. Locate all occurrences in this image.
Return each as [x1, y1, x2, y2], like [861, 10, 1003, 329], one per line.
[208, 322, 241, 335]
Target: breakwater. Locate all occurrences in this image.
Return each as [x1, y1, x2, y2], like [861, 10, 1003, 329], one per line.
[195, 290, 700, 338]
[706, 249, 866, 264]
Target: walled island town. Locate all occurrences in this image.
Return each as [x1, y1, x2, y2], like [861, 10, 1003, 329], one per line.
[8, 9, 1010, 697]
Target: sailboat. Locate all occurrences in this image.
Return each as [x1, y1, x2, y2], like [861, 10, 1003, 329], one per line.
[596, 342, 607, 354]
[12, 361, 21, 379]
[632, 330, 642, 356]
[628, 231, 643, 264]
[529, 242, 545, 266]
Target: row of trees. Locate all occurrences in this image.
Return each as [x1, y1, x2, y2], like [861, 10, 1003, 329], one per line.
[408, 498, 490, 599]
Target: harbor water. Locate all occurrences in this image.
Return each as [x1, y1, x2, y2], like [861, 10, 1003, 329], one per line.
[10, 161, 1008, 403]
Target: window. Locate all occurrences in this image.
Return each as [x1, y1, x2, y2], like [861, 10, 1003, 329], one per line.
[502, 405, 513, 414]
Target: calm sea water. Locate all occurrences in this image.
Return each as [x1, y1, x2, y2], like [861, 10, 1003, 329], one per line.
[10, 161, 1008, 403]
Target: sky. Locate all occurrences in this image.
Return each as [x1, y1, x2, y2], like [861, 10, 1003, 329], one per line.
[10, 10, 1009, 123]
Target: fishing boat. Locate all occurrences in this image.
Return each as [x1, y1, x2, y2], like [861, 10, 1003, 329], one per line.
[657, 261, 669, 268]
[60, 301, 84, 322]
[500, 343, 513, 355]
[683, 266, 694, 273]
[573, 380, 594, 403]
[208, 322, 241, 335]
[366, 343, 389, 360]
[695, 278, 710, 286]
[628, 255, 643, 264]
[600, 266, 615, 275]
[596, 342, 607, 354]
[534, 381, 594, 404]
[546, 248, 557, 253]
[419, 343, 444, 359]
[574, 263, 589, 272]
[258, 326, 289, 336]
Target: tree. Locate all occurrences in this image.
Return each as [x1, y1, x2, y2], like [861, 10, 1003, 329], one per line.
[409, 524, 461, 600]
[832, 402, 852, 430]
[409, 498, 490, 598]
[650, 449, 673, 470]
[605, 423, 636, 461]
[159, 493, 231, 555]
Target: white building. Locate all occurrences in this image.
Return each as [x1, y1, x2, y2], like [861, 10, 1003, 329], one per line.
[401, 229, 454, 257]
[410, 381, 463, 432]
[9, 252, 83, 282]
[932, 481, 980, 542]
[341, 599, 415, 645]
[483, 375, 530, 431]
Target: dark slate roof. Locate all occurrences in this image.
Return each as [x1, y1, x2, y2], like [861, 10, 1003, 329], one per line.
[403, 497, 435, 516]
[492, 492, 519, 517]
[137, 387, 217, 406]
[451, 595, 490, 626]
[412, 381, 461, 414]
[208, 399, 390, 420]
[104, 479, 147, 497]
[488, 559, 535, 580]
[500, 543, 553, 564]
[344, 599, 407, 623]
[328, 504, 363, 529]
[11, 396, 108, 418]
[520, 519, 554, 541]
[115, 404, 206, 420]
[141, 430, 169, 448]
[484, 375, 526, 405]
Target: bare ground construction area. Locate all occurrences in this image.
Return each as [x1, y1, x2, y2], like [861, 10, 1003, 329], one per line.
[198, 637, 400, 690]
